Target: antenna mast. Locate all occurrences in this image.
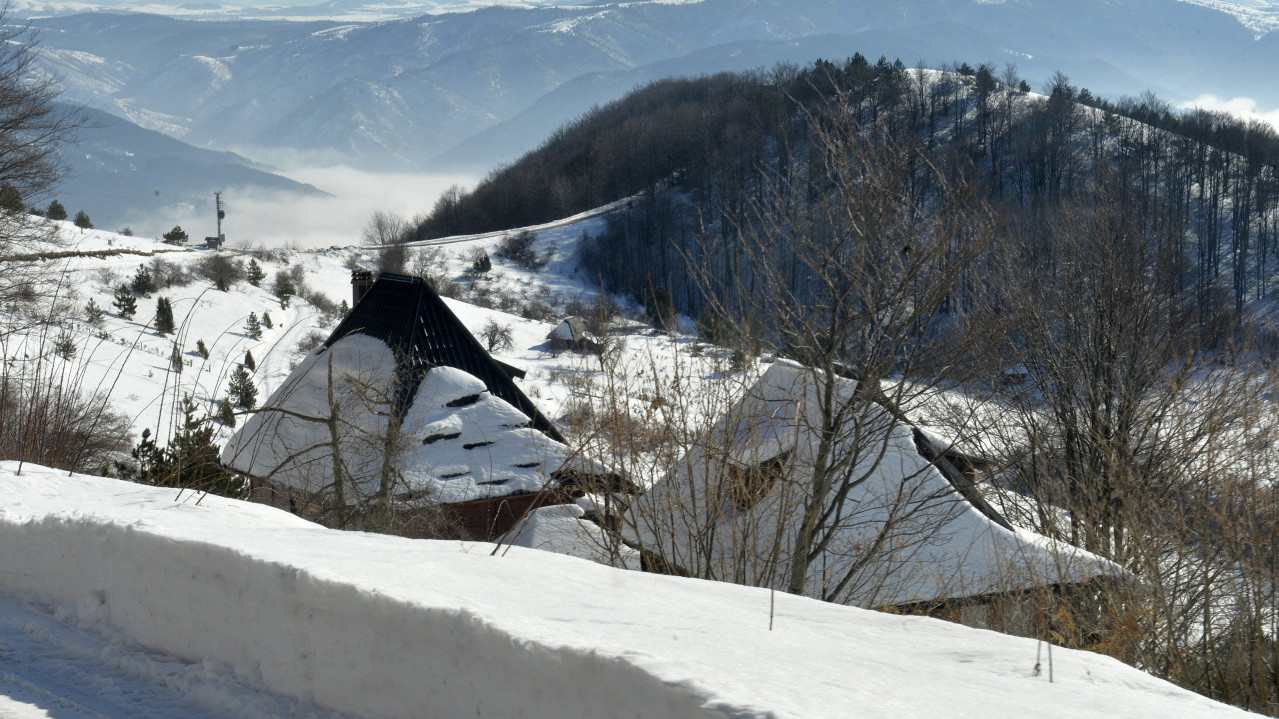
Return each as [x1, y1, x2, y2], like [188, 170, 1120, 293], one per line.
[215, 191, 225, 240]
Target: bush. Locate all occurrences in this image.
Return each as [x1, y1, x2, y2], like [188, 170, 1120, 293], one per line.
[0, 369, 132, 474]
[295, 329, 328, 354]
[150, 258, 192, 288]
[195, 255, 245, 288]
[495, 230, 547, 270]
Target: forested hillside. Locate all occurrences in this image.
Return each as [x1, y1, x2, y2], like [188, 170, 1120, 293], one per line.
[415, 56, 1279, 335]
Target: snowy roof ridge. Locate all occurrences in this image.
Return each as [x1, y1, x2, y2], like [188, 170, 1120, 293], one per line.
[326, 271, 563, 442]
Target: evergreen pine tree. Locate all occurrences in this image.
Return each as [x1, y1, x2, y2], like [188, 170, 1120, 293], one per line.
[130, 264, 156, 296]
[85, 299, 104, 326]
[169, 343, 183, 373]
[247, 259, 265, 287]
[338, 299, 350, 318]
[130, 397, 242, 496]
[244, 312, 262, 340]
[196, 339, 209, 359]
[112, 285, 137, 319]
[73, 210, 93, 229]
[261, 311, 272, 329]
[244, 350, 255, 371]
[154, 297, 175, 334]
[0, 184, 21, 214]
[45, 199, 66, 220]
[161, 225, 188, 244]
[53, 331, 76, 360]
[217, 397, 236, 428]
[228, 365, 257, 409]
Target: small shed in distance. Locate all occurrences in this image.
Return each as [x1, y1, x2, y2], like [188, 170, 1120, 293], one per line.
[547, 317, 600, 353]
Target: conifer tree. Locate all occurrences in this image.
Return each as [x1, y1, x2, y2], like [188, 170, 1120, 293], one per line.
[45, 199, 66, 220]
[196, 339, 209, 359]
[228, 365, 257, 409]
[85, 298, 104, 326]
[261, 311, 273, 329]
[338, 299, 350, 318]
[244, 312, 262, 340]
[162, 225, 188, 245]
[53, 331, 75, 360]
[154, 296, 175, 334]
[112, 285, 136, 319]
[217, 397, 236, 428]
[247, 259, 265, 287]
[73, 210, 92, 229]
[130, 264, 156, 296]
[169, 342, 183, 373]
[244, 350, 255, 372]
[0, 184, 21, 214]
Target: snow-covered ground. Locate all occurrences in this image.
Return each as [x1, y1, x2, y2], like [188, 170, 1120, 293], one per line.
[0, 463, 1262, 719]
[2, 217, 736, 468]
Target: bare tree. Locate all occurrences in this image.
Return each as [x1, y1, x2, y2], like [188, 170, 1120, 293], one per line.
[689, 95, 997, 596]
[362, 210, 409, 246]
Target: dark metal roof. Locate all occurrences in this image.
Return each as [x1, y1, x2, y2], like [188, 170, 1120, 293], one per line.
[324, 272, 565, 443]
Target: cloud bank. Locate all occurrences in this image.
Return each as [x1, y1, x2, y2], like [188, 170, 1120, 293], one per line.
[152, 167, 475, 250]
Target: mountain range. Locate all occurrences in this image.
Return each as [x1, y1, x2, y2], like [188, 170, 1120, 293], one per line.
[25, 0, 1279, 176]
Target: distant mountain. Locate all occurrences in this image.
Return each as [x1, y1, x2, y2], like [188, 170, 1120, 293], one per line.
[23, 0, 1279, 173]
[56, 105, 325, 236]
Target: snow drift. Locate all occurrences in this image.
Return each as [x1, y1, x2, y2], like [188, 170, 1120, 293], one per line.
[0, 463, 1259, 719]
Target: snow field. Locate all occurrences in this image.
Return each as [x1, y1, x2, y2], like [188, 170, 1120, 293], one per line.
[0, 464, 1262, 719]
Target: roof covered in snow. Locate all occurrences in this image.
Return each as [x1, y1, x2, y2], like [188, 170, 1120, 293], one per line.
[328, 272, 563, 442]
[632, 360, 1119, 607]
[222, 319, 579, 506]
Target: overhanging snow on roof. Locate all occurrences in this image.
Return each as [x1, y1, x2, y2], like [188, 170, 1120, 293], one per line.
[631, 360, 1118, 607]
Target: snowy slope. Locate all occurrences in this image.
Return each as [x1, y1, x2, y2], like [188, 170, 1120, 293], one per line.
[0, 463, 1262, 719]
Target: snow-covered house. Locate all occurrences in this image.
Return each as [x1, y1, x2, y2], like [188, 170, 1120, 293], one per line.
[631, 360, 1119, 637]
[221, 272, 607, 539]
[547, 316, 600, 353]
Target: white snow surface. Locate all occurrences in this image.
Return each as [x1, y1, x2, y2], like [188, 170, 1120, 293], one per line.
[0, 463, 1261, 719]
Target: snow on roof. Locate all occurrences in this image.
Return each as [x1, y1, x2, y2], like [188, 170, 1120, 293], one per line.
[633, 360, 1118, 607]
[0, 464, 1255, 719]
[547, 316, 593, 342]
[221, 333, 574, 504]
[499, 503, 641, 569]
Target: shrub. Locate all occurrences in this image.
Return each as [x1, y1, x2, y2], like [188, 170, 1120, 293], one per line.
[495, 230, 547, 270]
[195, 254, 245, 288]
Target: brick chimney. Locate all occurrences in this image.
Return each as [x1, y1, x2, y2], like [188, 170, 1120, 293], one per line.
[351, 270, 374, 306]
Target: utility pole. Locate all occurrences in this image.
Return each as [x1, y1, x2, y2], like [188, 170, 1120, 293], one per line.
[215, 190, 225, 242]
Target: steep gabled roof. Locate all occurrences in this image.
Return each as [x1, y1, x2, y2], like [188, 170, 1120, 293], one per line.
[631, 360, 1118, 607]
[330, 272, 564, 443]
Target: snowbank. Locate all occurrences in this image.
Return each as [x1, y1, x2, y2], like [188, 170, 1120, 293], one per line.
[0, 464, 1256, 719]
